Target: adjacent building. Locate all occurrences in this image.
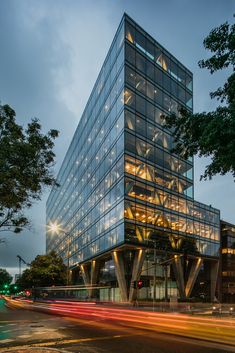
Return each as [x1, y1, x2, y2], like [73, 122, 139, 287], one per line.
[220, 220, 235, 303]
[46, 14, 221, 302]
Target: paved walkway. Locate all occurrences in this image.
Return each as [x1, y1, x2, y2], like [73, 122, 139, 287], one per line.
[0, 349, 72, 353]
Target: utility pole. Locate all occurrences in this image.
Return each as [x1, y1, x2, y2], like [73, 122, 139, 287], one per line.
[17, 255, 30, 277]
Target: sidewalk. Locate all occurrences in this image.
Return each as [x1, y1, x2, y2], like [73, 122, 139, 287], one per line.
[0, 348, 72, 353]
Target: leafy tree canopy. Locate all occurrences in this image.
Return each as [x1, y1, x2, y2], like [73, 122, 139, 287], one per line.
[0, 104, 59, 234]
[164, 16, 235, 180]
[16, 251, 67, 289]
[0, 268, 12, 286]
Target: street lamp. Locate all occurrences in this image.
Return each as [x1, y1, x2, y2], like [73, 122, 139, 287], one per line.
[47, 222, 71, 285]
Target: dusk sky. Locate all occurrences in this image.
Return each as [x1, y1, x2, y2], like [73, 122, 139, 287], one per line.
[0, 0, 234, 277]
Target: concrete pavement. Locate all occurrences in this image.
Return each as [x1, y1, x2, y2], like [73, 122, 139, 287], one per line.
[1, 298, 235, 353]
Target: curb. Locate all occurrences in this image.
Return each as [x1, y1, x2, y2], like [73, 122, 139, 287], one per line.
[0, 348, 73, 353]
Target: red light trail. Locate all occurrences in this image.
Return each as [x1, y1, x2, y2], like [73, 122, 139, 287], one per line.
[5, 297, 235, 347]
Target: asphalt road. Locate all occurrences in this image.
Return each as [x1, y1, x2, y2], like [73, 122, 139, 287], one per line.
[0, 298, 235, 353]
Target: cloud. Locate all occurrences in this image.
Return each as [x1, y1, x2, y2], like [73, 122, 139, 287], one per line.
[0, 0, 121, 271]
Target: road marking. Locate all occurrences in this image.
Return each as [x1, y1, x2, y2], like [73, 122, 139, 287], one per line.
[31, 334, 132, 347]
[0, 334, 132, 350]
[0, 321, 30, 324]
[0, 339, 14, 344]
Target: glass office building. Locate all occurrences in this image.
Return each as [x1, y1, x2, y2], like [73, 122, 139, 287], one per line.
[46, 14, 220, 302]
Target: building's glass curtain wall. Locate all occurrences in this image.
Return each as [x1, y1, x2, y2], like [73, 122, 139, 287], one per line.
[123, 16, 220, 258]
[46, 14, 221, 301]
[47, 19, 126, 267]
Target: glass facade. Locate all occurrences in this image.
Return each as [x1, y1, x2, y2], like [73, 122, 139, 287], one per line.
[47, 18, 125, 267]
[123, 16, 220, 259]
[46, 14, 220, 286]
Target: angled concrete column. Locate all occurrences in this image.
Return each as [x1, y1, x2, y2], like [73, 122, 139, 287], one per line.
[185, 258, 203, 298]
[210, 260, 219, 302]
[129, 249, 145, 302]
[112, 251, 128, 302]
[172, 255, 185, 299]
[91, 260, 100, 285]
[80, 264, 90, 287]
[90, 260, 100, 298]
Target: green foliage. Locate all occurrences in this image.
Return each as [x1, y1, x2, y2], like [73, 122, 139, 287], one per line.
[16, 251, 67, 289]
[164, 16, 235, 180]
[0, 268, 12, 287]
[0, 103, 59, 233]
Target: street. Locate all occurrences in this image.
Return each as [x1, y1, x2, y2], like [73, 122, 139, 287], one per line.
[0, 298, 235, 353]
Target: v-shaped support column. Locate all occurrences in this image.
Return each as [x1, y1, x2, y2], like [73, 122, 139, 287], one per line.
[90, 260, 100, 298]
[112, 251, 128, 302]
[185, 258, 203, 298]
[129, 249, 145, 302]
[172, 255, 185, 299]
[80, 264, 90, 286]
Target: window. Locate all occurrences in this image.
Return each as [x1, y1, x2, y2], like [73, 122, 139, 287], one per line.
[124, 88, 135, 108]
[186, 74, 193, 91]
[146, 60, 154, 81]
[135, 29, 146, 52]
[178, 67, 186, 85]
[146, 81, 154, 100]
[126, 44, 135, 65]
[186, 92, 193, 109]
[136, 52, 145, 73]
[155, 66, 162, 86]
[163, 74, 171, 92]
[136, 94, 146, 116]
[126, 22, 135, 44]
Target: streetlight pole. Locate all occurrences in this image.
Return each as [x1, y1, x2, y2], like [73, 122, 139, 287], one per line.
[153, 240, 157, 311]
[66, 235, 70, 286]
[163, 265, 168, 302]
[158, 256, 184, 302]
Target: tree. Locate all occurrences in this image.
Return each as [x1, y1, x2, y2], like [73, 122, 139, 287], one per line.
[0, 104, 59, 234]
[16, 251, 67, 289]
[0, 268, 12, 287]
[164, 16, 235, 180]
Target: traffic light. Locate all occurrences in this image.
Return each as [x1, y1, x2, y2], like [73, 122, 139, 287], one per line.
[131, 279, 150, 289]
[3, 284, 8, 289]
